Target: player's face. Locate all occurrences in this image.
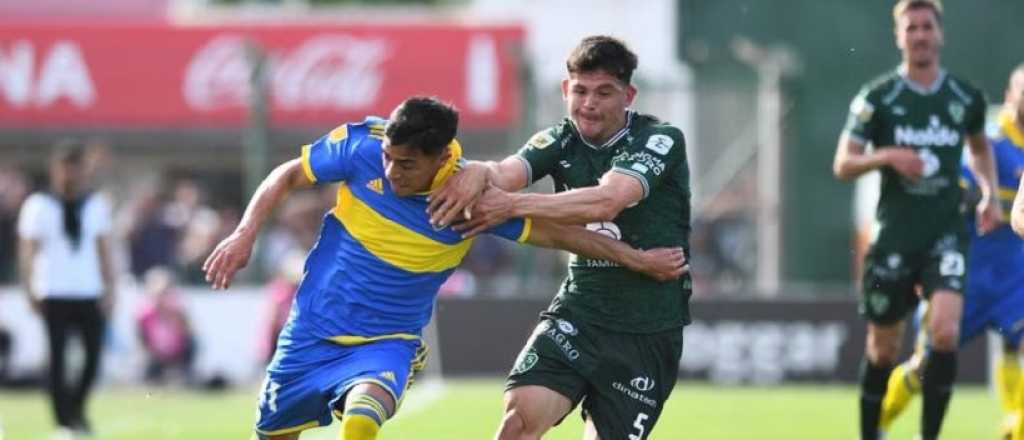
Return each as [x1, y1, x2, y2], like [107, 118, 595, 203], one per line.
[382, 141, 450, 197]
[562, 70, 636, 145]
[49, 160, 84, 198]
[895, 8, 943, 68]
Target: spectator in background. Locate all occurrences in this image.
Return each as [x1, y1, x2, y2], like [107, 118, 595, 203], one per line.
[260, 190, 325, 277]
[260, 251, 304, 363]
[17, 139, 117, 438]
[136, 266, 196, 385]
[171, 179, 222, 283]
[0, 166, 30, 283]
[122, 183, 180, 279]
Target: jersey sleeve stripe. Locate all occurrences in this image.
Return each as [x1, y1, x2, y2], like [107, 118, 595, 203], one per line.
[612, 168, 650, 199]
[516, 218, 533, 243]
[513, 155, 533, 184]
[300, 144, 317, 184]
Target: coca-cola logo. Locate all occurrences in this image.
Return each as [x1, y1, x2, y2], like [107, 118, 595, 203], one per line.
[183, 34, 389, 112]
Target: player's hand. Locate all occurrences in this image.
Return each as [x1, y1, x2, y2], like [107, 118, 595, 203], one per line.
[884, 147, 924, 181]
[976, 195, 1004, 235]
[632, 247, 688, 282]
[427, 162, 489, 229]
[202, 229, 256, 290]
[452, 185, 515, 238]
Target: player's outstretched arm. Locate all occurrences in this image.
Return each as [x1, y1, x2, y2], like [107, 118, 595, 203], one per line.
[525, 220, 687, 282]
[966, 133, 1004, 235]
[427, 157, 529, 228]
[833, 133, 922, 181]
[455, 172, 643, 238]
[203, 159, 313, 290]
[1012, 174, 1024, 237]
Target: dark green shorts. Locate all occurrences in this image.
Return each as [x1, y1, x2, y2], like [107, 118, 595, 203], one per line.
[506, 312, 683, 440]
[860, 233, 968, 324]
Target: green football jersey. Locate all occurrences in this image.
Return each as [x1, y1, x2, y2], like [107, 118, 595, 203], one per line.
[844, 67, 987, 252]
[517, 111, 692, 333]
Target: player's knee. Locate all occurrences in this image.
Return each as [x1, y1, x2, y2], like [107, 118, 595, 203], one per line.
[866, 339, 901, 366]
[929, 321, 959, 352]
[339, 392, 389, 440]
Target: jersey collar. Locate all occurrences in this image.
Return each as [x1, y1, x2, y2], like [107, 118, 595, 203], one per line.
[571, 109, 635, 150]
[897, 65, 947, 95]
[1000, 111, 1024, 149]
[421, 139, 463, 195]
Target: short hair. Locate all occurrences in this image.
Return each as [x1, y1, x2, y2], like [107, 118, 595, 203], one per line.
[385, 96, 459, 156]
[566, 35, 638, 85]
[893, 0, 943, 25]
[50, 138, 85, 165]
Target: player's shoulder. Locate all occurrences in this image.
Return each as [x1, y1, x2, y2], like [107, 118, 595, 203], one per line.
[857, 70, 902, 99]
[629, 112, 685, 149]
[943, 71, 984, 101]
[524, 119, 573, 150]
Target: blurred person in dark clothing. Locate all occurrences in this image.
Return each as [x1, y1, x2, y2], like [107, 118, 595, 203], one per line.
[17, 139, 117, 437]
[0, 166, 30, 283]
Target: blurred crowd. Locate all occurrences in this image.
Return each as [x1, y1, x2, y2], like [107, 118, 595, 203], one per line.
[0, 142, 752, 299]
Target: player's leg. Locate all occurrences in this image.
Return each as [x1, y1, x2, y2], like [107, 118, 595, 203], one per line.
[329, 338, 425, 440]
[497, 317, 591, 440]
[861, 321, 905, 439]
[336, 383, 394, 440]
[582, 419, 601, 440]
[919, 289, 962, 440]
[859, 248, 919, 439]
[578, 327, 682, 440]
[495, 385, 574, 440]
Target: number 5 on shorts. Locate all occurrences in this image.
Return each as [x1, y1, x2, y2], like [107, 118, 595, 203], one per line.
[629, 412, 649, 440]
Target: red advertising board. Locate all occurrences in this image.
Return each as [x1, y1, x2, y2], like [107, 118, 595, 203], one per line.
[0, 23, 523, 129]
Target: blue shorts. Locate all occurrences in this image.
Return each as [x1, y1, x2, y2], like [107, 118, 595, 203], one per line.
[254, 333, 427, 437]
[959, 267, 1024, 349]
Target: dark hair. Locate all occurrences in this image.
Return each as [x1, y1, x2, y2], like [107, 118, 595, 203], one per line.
[385, 96, 459, 156]
[893, 0, 943, 26]
[566, 35, 638, 84]
[50, 138, 86, 165]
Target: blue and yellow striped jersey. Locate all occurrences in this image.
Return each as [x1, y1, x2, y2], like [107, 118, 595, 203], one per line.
[285, 116, 531, 343]
[961, 112, 1024, 259]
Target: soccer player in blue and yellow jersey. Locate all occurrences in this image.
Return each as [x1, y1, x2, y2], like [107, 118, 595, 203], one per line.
[879, 64, 1024, 439]
[202, 96, 687, 440]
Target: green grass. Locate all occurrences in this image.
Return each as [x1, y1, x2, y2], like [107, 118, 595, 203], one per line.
[0, 380, 1003, 439]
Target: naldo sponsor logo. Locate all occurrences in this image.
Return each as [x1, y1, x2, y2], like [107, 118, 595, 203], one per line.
[894, 115, 960, 147]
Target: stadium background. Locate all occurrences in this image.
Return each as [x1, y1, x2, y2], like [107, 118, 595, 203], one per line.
[2, 0, 1024, 438]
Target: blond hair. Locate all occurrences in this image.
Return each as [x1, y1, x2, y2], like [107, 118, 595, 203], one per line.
[893, 0, 943, 25]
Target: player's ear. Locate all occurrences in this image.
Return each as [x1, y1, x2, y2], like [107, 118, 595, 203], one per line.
[625, 84, 637, 106]
[561, 78, 570, 101]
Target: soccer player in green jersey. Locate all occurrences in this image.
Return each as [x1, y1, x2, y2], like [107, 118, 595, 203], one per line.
[428, 36, 691, 440]
[832, 1, 1002, 439]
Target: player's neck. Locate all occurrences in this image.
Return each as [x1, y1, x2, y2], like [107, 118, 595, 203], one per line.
[901, 61, 942, 90]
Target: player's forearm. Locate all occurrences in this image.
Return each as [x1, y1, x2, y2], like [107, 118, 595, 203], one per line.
[833, 149, 891, 180]
[1012, 177, 1024, 237]
[479, 157, 528, 192]
[510, 187, 620, 224]
[528, 222, 643, 271]
[235, 160, 309, 239]
[966, 142, 999, 200]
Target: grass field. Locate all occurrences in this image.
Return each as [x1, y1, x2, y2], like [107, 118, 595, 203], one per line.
[0, 380, 1004, 439]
